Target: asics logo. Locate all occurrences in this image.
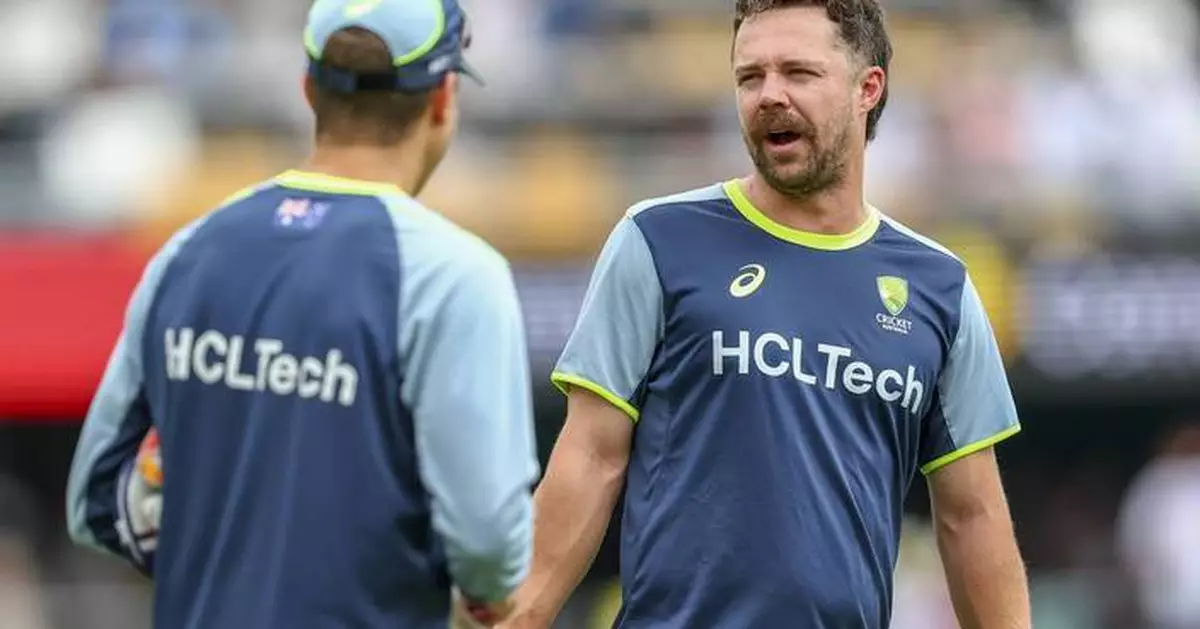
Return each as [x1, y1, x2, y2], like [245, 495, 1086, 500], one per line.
[730, 264, 767, 298]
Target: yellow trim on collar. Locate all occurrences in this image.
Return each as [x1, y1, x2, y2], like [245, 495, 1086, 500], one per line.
[723, 179, 879, 251]
[275, 170, 405, 197]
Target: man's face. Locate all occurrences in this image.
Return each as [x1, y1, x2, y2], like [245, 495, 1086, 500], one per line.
[733, 6, 862, 198]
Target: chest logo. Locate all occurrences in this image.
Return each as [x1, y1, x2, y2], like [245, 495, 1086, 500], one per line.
[730, 264, 767, 298]
[877, 276, 908, 315]
[876, 276, 913, 335]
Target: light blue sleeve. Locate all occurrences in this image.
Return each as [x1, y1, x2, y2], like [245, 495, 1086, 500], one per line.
[65, 218, 206, 571]
[551, 216, 663, 422]
[393, 213, 539, 603]
[921, 275, 1022, 475]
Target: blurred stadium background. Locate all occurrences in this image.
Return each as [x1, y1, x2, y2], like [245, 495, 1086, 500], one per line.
[1, 0, 1199, 627]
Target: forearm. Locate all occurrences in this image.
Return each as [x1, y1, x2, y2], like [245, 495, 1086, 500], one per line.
[935, 510, 1030, 629]
[444, 487, 534, 603]
[66, 382, 155, 573]
[513, 445, 625, 627]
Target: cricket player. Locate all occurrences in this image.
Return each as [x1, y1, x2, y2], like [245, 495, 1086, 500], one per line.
[505, 1, 1030, 628]
[64, 1, 539, 627]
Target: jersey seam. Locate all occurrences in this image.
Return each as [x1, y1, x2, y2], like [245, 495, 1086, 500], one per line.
[140, 215, 216, 402]
[625, 184, 727, 220]
[931, 272, 971, 471]
[625, 216, 668, 414]
[945, 273, 969, 390]
[625, 215, 676, 516]
[877, 215, 965, 266]
[935, 394, 958, 469]
[385, 199, 408, 411]
[78, 213, 208, 551]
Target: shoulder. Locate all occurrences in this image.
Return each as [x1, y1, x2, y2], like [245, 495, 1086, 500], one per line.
[143, 209, 222, 285]
[380, 193, 512, 287]
[872, 212, 982, 337]
[625, 182, 730, 222]
[615, 182, 733, 260]
[875, 212, 965, 269]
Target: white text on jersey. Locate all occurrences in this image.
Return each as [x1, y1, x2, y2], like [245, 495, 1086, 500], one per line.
[164, 328, 359, 407]
[711, 330, 924, 413]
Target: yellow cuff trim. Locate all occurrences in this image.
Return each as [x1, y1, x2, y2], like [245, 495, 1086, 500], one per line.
[550, 373, 640, 423]
[921, 424, 1021, 476]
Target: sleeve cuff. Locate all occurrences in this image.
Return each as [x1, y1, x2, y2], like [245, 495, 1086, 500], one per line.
[550, 372, 640, 423]
[920, 424, 1021, 476]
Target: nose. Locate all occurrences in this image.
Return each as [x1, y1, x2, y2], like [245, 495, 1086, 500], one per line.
[757, 72, 788, 110]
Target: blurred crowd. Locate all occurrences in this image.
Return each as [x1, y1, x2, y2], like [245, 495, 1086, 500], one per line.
[2, 0, 1200, 627]
[2, 0, 1199, 246]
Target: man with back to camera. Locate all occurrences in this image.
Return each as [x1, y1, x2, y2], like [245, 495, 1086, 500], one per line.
[503, 1, 1032, 628]
[64, 1, 540, 627]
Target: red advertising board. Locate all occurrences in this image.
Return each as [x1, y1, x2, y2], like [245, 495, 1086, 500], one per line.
[0, 233, 149, 418]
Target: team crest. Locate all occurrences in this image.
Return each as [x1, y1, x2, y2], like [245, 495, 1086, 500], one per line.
[275, 198, 329, 230]
[877, 276, 909, 317]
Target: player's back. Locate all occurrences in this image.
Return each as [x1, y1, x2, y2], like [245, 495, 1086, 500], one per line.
[142, 171, 478, 629]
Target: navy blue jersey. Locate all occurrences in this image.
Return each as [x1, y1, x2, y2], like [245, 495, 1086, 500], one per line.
[552, 180, 1020, 629]
[67, 170, 539, 629]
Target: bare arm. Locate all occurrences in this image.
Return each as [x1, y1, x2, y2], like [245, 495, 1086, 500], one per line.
[928, 447, 1030, 629]
[508, 387, 633, 629]
[503, 214, 658, 627]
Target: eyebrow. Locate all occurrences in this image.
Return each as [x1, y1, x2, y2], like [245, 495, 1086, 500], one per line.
[733, 61, 763, 75]
[734, 58, 825, 75]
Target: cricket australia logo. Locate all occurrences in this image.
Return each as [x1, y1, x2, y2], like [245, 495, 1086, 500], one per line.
[876, 276, 913, 335]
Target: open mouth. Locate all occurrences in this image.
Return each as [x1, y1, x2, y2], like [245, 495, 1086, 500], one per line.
[765, 131, 803, 147]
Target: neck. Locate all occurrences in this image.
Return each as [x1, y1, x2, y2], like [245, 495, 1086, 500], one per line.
[743, 153, 869, 235]
[299, 138, 427, 194]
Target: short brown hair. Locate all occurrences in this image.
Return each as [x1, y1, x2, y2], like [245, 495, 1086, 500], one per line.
[311, 28, 433, 145]
[734, 0, 892, 141]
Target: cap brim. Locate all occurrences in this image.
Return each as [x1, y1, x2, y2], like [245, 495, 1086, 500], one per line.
[459, 58, 485, 87]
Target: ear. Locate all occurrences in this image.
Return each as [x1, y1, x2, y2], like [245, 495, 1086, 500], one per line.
[303, 73, 318, 111]
[859, 66, 886, 118]
[429, 73, 458, 126]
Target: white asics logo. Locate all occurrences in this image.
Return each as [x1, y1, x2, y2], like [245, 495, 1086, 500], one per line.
[164, 328, 359, 407]
[711, 330, 925, 413]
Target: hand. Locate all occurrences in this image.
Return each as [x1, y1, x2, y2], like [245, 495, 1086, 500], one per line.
[115, 428, 164, 564]
[489, 608, 546, 629]
[132, 428, 164, 529]
[136, 428, 164, 489]
[451, 588, 514, 628]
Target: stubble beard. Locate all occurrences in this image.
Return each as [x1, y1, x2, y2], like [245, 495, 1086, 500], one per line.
[745, 116, 852, 201]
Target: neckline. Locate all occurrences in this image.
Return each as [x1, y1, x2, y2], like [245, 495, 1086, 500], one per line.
[722, 179, 880, 251]
[274, 170, 406, 197]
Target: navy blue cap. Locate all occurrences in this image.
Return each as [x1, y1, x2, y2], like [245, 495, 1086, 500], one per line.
[304, 0, 481, 94]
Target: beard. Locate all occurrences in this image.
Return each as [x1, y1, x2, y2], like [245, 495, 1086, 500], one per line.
[743, 108, 852, 200]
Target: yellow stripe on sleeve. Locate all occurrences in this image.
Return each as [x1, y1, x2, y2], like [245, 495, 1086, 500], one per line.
[550, 372, 640, 423]
[920, 424, 1022, 476]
